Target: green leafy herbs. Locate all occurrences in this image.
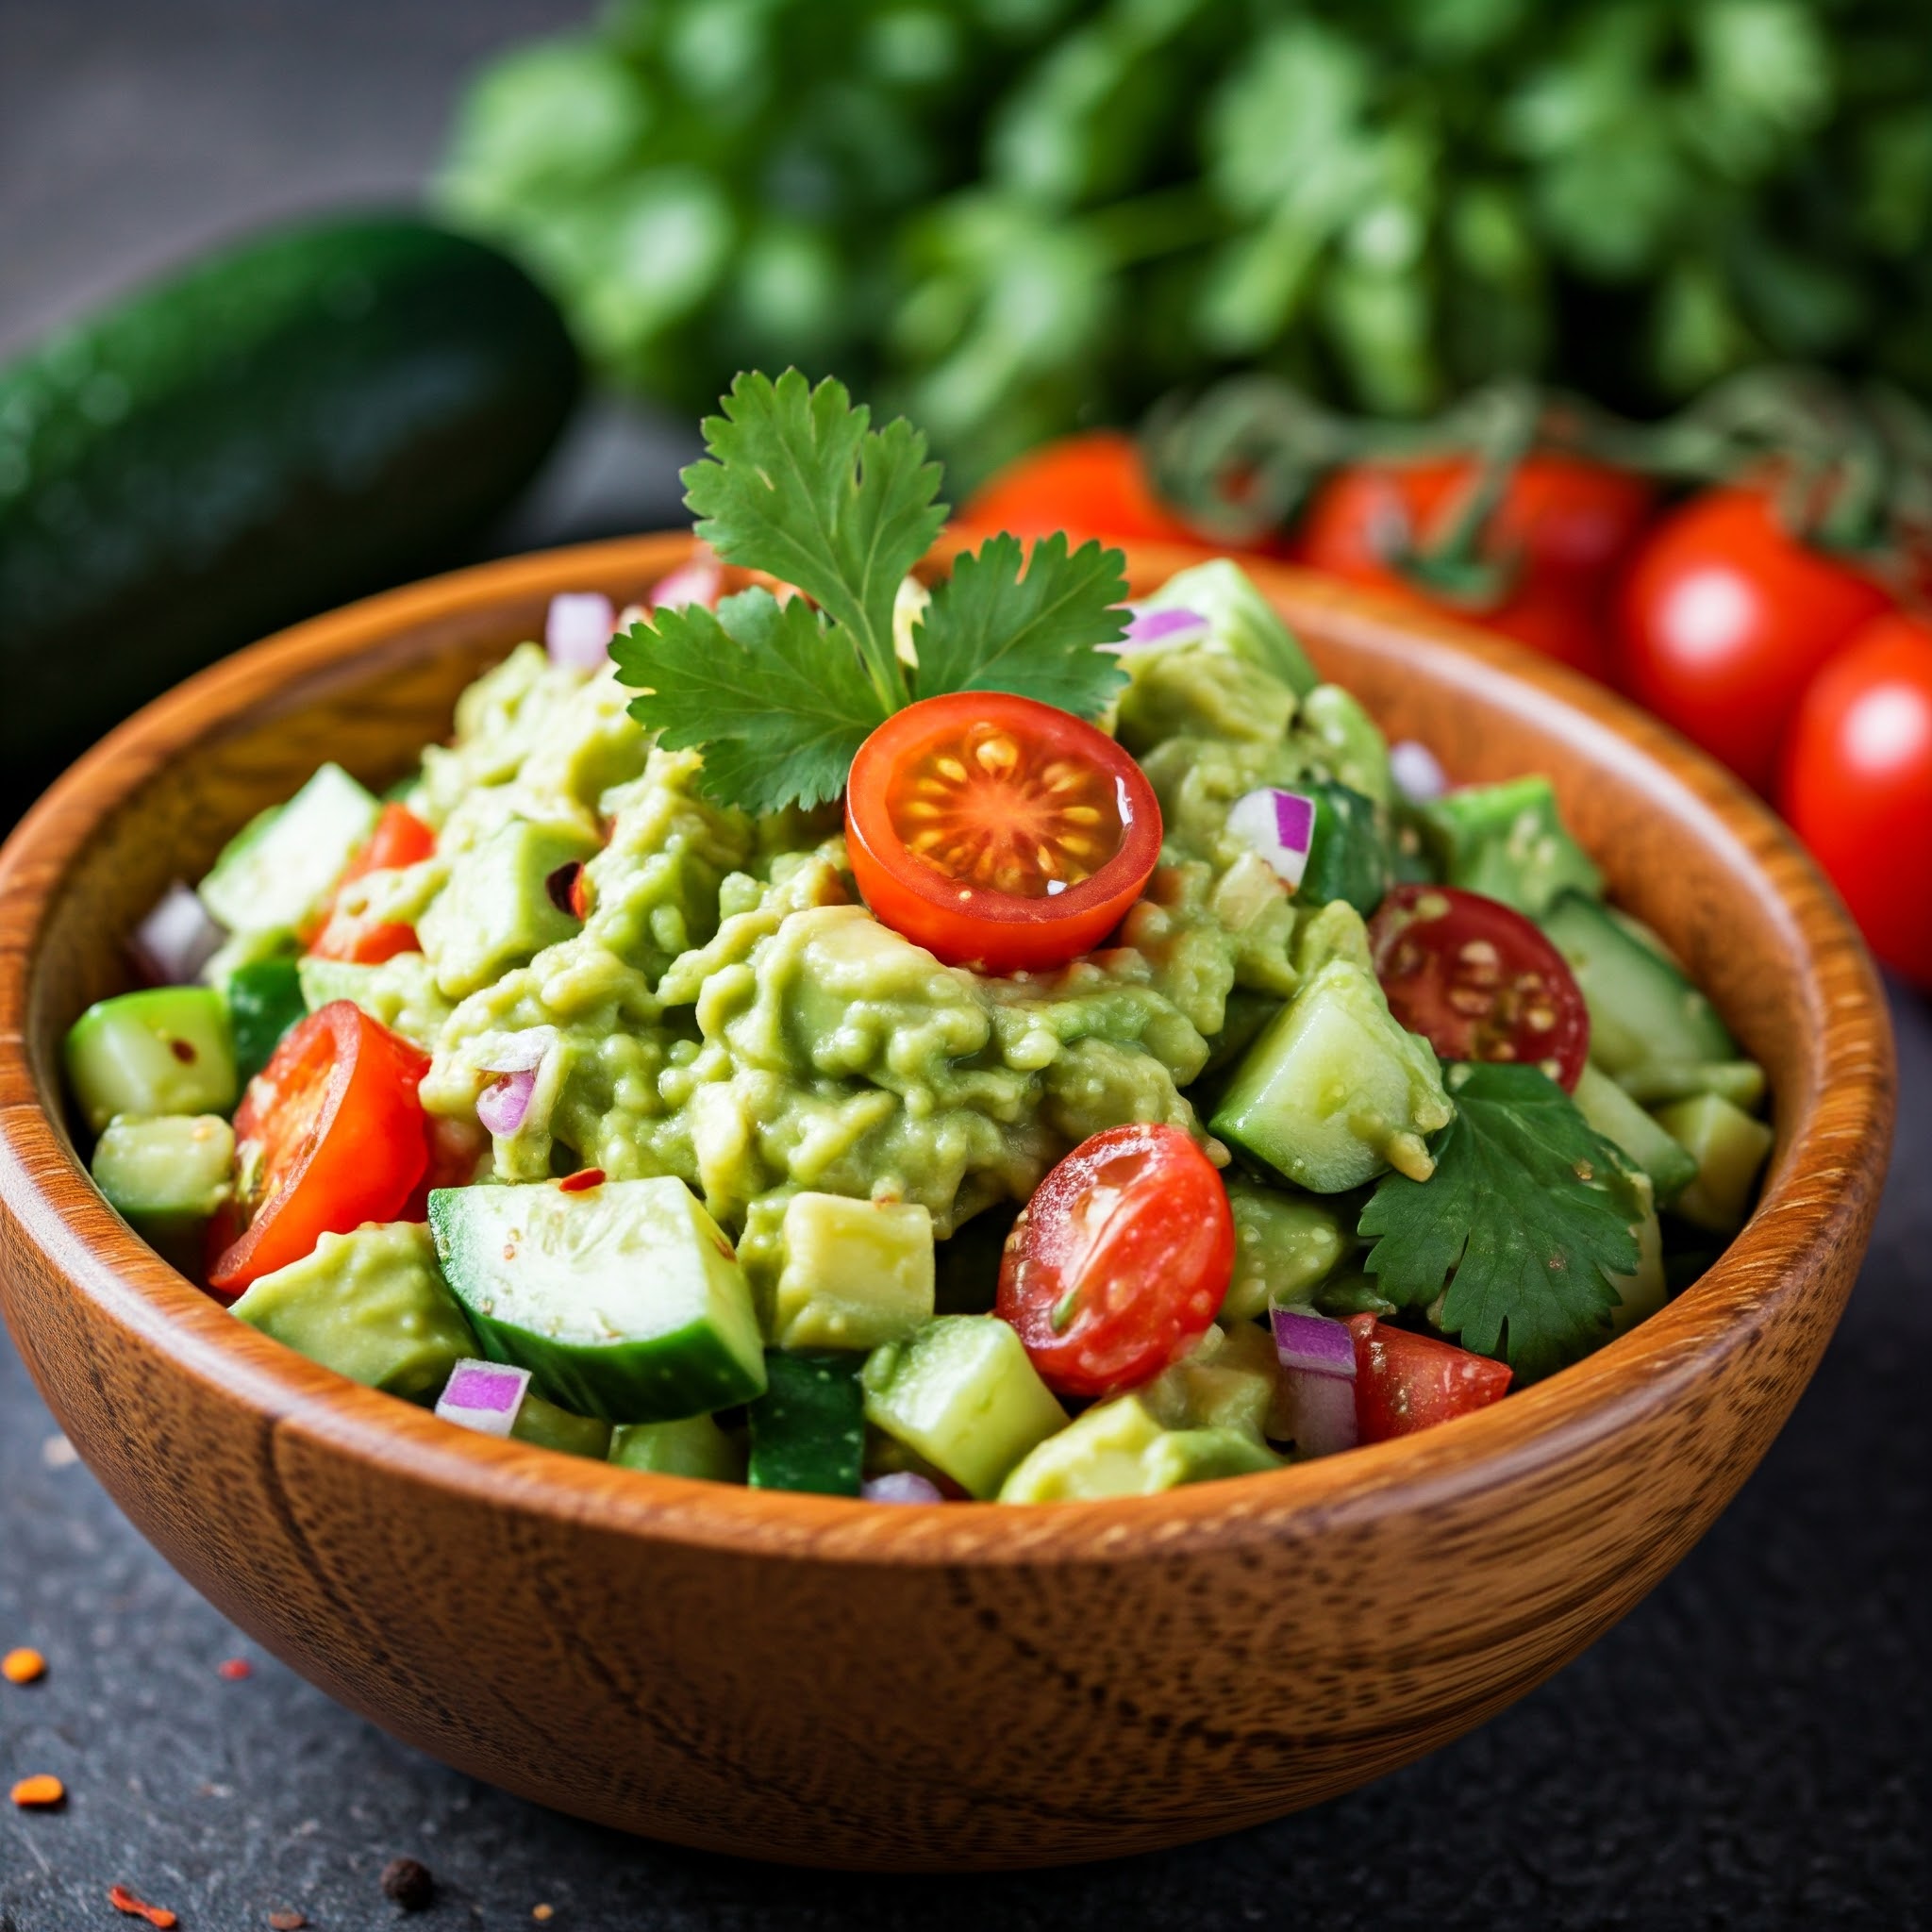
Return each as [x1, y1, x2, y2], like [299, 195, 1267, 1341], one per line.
[612, 370, 1128, 814]
[1357, 1061, 1646, 1383]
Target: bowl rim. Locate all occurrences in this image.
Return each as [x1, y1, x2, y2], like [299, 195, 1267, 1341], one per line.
[0, 532, 1896, 1569]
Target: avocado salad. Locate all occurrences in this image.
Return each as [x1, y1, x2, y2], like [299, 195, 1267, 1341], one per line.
[67, 373, 1774, 1504]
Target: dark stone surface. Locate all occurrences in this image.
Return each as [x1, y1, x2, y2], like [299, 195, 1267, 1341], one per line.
[0, 5, 1924, 1926]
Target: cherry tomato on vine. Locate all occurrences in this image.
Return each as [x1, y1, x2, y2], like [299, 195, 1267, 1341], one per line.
[1779, 610, 1932, 988]
[997, 1123, 1233, 1398]
[307, 803, 437, 964]
[960, 433, 1210, 550]
[844, 691, 1162, 974]
[1367, 884, 1591, 1091]
[1291, 455, 1654, 679]
[1614, 488, 1893, 793]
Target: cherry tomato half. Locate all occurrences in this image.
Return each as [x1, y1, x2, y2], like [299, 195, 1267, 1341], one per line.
[1367, 884, 1591, 1090]
[208, 1001, 432, 1294]
[307, 803, 437, 964]
[845, 691, 1162, 974]
[1348, 1314, 1512, 1441]
[1779, 609, 1932, 988]
[959, 432, 1210, 551]
[1614, 488, 1893, 794]
[997, 1123, 1233, 1398]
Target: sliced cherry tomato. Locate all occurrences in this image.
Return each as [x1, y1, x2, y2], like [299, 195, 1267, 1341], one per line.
[307, 803, 437, 963]
[208, 1001, 432, 1294]
[845, 691, 1161, 974]
[1368, 883, 1590, 1091]
[1779, 609, 1932, 987]
[1292, 456, 1654, 680]
[1614, 487, 1893, 793]
[1348, 1314, 1512, 1441]
[997, 1123, 1232, 1398]
[960, 432, 1211, 550]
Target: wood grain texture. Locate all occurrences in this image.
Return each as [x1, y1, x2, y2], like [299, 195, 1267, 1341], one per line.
[0, 535, 1895, 1870]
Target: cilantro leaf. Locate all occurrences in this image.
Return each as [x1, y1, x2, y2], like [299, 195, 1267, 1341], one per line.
[611, 589, 880, 814]
[1357, 1062, 1644, 1382]
[681, 369, 946, 714]
[912, 531, 1130, 719]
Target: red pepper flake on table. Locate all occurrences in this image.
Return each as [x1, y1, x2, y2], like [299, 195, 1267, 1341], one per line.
[9, 1773, 64, 1807]
[3, 1645, 46, 1684]
[268, 1912, 308, 1930]
[108, 1884, 179, 1927]
[216, 1657, 252, 1680]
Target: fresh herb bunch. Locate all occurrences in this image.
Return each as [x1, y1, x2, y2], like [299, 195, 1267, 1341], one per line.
[610, 370, 1128, 813]
[1358, 1062, 1647, 1382]
[440, 0, 1932, 483]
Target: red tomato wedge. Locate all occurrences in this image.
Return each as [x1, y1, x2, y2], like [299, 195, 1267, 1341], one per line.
[307, 803, 437, 963]
[845, 691, 1161, 974]
[997, 1123, 1232, 1398]
[1348, 1314, 1512, 1441]
[1367, 883, 1590, 1091]
[208, 1002, 432, 1294]
[960, 432, 1209, 551]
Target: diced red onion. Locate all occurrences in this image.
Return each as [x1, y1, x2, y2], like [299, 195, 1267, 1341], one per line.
[1391, 739, 1449, 803]
[435, 1358, 530, 1438]
[1108, 605, 1209, 655]
[475, 1068, 537, 1137]
[1276, 1365, 1358, 1458]
[649, 556, 725, 613]
[1271, 1305, 1357, 1376]
[130, 882, 227, 986]
[861, 1472, 944, 1504]
[545, 591, 616, 671]
[1226, 788, 1317, 888]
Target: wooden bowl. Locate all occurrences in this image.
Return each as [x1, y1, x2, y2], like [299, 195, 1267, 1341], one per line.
[0, 536, 1894, 1871]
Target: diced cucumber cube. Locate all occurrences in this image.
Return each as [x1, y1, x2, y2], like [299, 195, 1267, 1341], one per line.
[773, 1193, 935, 1351]
[1221, 1178, 1351, 1321]
[1656, 1092, 1775, 1234]
[1610, 1209, 1667, 1336]
[508, 1390, 612, 1460]
[1615, 1060, 1767, 1110]
[1573, 1063, 1699, 1207]
[65, 987, 238, 1133]
[198, 764, 379, 936]
[417, 818, 599, 999]
[1418, 775, 1601, 917]
[861, 1316, 1067, 1500]
[610, 1414, 747, 1482]
[224, 958, 306, 1089]
[748, 1351, 866, 1494]
[91, 1113, 234, 1268]
[429, 1177, 767, 1424]
[998, 1393, 1280, 1503]
[1296, 780, 1389, 917]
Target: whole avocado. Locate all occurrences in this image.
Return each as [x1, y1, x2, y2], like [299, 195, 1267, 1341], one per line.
[0, 213, 579, 806]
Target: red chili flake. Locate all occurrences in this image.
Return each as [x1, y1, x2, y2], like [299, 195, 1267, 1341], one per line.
[268, 1912, 308, 1930]
[217, 1657, 252, 1681]
[108, 1886, 178, 1927]
[545, 861, 588, 920]
[558, 1168, 606, 1193]
[10, 1774, 63, 1807]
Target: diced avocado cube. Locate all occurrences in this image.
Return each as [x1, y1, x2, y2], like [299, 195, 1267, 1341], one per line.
[1656, 1092, 1775, 1234]
[1417, 775, 1601, 918]
[296, 952, 451, 1050]
[998, 1393, 1281, 1503]
[91, 1113, 234, 1269]
[1297, 780, 1389, 917]
[1139, 557, 1318, 696]
[610, 1414, 746, 1482]
[1211, 959, 1453, 1193]
[417, 819, 600, 1000]
[508, 1390, 612, 1460]
[1292, 899, 1374, 977]
[1143, 1322, 1279, 1441]
[198, 763, 380, 936]
[429, 1177, 768, 1424]
[1615, 1060, 1767, 1110]
[748, 1350, 867, 1494]
[773, 1193, 936, 1351]
[860, 1316, 1067, 1500]
[231, 1223, 475, 1400]
[224, 958, 307, 1089]
[1117, 645, 1297, 753]
[1221, 1179, 1351, 1322]
[1610, 1209, 1667, 1337]
[65, 987, 238, 1133]
[1573, 1063, 1699, 1207]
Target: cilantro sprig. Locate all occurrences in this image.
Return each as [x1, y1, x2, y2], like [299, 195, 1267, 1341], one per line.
[612, 370, 1129, 813]
[1357, 1062, 1646, 1383]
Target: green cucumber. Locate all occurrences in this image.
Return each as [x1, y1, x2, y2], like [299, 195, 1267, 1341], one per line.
[198, 763, 379, 937]
[747, 1352, 867, 1495]
[610, 1414, 747, 1482]
[0, 214, 578, 802]
[64, 987, 238, 1133]
[1417, 775, 1601, 917]
[1615, 1060, 1767, 1110]
[428, 1176, 768, 1424]
[1656, 1093, 1775, 1235]
[508, 1391, 612, 1460]
[1572, 1063, 1699, 1207]
[90, 1113, 234, 1269]
[1297, 780, 1389, 917]
[224, 958, 307, 1089]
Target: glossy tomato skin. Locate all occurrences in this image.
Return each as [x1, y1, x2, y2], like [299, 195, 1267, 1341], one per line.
[1292, 456, 1654, 679]
[307, 803, 437, 963]
[1779, 610, 1932, 987]
[208, 1001, 432, 1294]
[1614, 488, 1893, 793]
[1347, 1314, 1512, 1441]
[960, 433, 1209, 550]
[1367, 883, 1591, 1090]
[998, 1124, 1233, 1397]
[845, 691, 1161, 974]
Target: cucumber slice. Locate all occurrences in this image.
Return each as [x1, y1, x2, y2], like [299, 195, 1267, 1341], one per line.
[861, 1317, 1066, 1500]
[90, 1113, 234, 1268]
[198, 763, 379, 936]
[1297, 780, 1389, 917]
[1572, 1063, 1699, 1206]
[1417, 775, 1601, 917]
[610, 1414, 747, 1482]
[1615, 1060, 1767, 1110]
[429, 1177, 768, 1424]
[747, 1352, 867, 1495]
[1541, 891, 1736, 1075]
[65, 987, 238, 1133]
[224, 958, 307, 1089]
[1656, 1093, 1775, 1235]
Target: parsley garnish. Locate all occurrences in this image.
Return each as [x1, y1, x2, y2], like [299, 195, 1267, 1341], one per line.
[611, 370, 1129, 812]
[1357, 1062, 1645, 1382]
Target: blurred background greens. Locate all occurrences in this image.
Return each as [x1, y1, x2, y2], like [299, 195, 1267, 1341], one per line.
[439, 0, 1932, 484]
